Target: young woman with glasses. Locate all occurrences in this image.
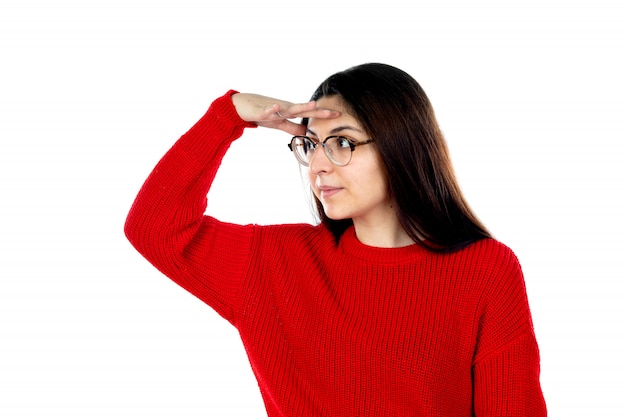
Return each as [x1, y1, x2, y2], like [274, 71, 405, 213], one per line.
[125, 63, 546, 416]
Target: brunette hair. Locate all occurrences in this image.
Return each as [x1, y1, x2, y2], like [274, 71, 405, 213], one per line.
[306, 63, 491, 252]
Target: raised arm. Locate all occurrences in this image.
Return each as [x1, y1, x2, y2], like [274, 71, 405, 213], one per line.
[124, 90, 338, 320]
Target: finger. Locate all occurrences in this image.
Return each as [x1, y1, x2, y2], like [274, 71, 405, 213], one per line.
[282, 102, 341, 120]
[282, 101, 317, 116]
[261, 102, 309, 120]
[263, 103, 297, 121]
[298, 107, 341, 119]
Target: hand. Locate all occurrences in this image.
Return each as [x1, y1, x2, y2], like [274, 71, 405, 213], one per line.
[231, 93, 340, 136]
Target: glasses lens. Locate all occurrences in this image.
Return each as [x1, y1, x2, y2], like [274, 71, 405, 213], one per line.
[291, 136, 314, 166]
[325, 136, 352, 166]
[290, 136, 355, 167]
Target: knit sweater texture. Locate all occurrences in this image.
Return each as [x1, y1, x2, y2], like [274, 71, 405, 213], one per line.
[125, 91, 547, 416]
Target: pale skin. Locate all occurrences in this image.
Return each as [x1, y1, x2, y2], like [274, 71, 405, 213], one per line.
[232, 93, 414, 248]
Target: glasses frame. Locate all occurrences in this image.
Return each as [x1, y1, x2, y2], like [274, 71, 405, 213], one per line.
[288, 135, 375, 167]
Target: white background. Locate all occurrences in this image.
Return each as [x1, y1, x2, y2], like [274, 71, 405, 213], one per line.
[1, 0, 624, 416]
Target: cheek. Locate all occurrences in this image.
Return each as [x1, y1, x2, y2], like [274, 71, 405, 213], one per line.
[364, 176, 390, 202]
[359, 154, 389, 193]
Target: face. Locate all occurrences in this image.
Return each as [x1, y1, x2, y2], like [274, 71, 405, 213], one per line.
[307, 96, 394, 225]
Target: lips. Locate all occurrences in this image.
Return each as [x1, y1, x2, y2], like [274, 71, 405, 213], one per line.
[317, 185, 343, 199]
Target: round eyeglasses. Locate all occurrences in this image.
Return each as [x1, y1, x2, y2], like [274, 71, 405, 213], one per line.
[288, 135, 375, 167]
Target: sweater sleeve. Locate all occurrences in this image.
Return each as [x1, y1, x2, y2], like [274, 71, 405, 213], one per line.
[124, 90, 258, 323]
[473, 332, 546, 416]
[471, 243, 547, 416]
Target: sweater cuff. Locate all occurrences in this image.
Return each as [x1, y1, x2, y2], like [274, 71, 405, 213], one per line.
[177, 90, 257, 163]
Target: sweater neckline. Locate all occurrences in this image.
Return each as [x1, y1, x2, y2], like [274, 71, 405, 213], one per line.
[339, 226, 429, 265]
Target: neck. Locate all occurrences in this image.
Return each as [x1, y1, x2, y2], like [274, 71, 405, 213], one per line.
[352, 216, 415, 248]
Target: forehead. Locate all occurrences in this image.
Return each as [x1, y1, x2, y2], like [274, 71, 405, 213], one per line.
[307, 96, 364, 135]
[315, 95, 348, 111]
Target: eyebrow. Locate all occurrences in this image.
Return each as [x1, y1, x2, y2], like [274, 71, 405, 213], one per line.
[306, 125, 364, 137]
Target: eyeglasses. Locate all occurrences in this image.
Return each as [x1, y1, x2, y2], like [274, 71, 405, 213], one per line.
[288, 135, 375, 167]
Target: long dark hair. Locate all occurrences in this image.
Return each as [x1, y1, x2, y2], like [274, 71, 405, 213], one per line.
[306, 63, 491, 252]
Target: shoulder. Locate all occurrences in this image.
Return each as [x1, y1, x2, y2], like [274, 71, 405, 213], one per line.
[253, 222, 336, 252]
[465, 240, 537, 362]
[454, 238, 521, 276]
[245, 223, 338, 281]
[459, 239, 531, 314]
[445, 238, 526, 301]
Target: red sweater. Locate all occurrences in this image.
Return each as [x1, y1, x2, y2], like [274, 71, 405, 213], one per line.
[125, 91, 547, 416]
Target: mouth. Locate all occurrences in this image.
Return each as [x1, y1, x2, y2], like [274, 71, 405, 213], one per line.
[318, 185, 343, 199]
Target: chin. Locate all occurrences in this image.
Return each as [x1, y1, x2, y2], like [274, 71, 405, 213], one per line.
[326, 214, 349, 221]
[322, 208, 352, 221]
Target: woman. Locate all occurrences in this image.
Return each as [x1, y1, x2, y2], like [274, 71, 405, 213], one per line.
[125, 63, 546, 416]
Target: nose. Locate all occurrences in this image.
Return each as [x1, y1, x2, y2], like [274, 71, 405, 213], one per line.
[308, 143, 334, 175]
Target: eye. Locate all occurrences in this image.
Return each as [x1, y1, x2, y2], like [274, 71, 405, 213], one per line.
[302, 138, 316, 153]
[336, 136, 353, 149]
